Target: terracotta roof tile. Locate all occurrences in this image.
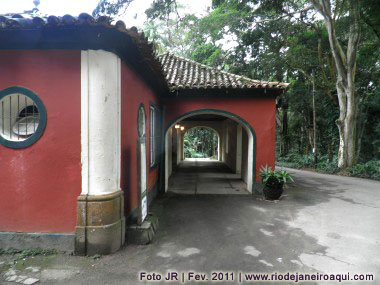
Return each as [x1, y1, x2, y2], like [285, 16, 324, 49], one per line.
[0, 13, 168, 94]
[159, 52, 289, 91]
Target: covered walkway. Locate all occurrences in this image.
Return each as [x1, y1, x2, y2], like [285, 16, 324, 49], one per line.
[165, 112, 255, 193]
[167, 159, 249, 195]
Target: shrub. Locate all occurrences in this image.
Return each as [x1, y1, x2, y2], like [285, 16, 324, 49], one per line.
[277, 153, 380, 180]
[350, 160, 380, 180]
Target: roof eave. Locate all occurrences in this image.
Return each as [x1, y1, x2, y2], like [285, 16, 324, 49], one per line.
[0, 24, 169, 96]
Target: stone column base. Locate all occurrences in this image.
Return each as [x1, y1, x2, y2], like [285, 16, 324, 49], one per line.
[75, 191, 125, 256]
[126, 214, 159, 245]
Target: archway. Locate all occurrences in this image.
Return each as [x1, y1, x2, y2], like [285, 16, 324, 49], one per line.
[164, 109, 256, 193]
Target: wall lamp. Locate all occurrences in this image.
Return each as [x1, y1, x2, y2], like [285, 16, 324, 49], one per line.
[175, 124, 185, 131]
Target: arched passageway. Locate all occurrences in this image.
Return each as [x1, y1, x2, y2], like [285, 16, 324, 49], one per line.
[165, 110, 256, 194]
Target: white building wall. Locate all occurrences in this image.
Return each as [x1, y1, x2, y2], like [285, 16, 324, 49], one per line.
[81, 50, 121, 196]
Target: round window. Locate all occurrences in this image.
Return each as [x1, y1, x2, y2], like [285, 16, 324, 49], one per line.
[137, 105, 146, 138]
[0, 87, 47, 149]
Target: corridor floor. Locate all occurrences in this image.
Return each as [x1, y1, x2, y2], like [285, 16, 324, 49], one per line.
[167, 159, 249, 194]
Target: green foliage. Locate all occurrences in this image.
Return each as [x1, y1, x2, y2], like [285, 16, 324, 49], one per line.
[349, 161, 380, 180]
[143, 12, 199, 57]
[184, 127, 218, 159]
[259, 165, 294, 184]
[277, 153, 380, 180]
[0, 248, 57, 262]
[192, 44, 223, 67]
[277, 153, 339, 173]
[145, 0, 180, 21]
[92, 0, 133, 17]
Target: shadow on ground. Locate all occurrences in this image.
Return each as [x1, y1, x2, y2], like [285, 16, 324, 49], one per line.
[2, 168, 380, 284]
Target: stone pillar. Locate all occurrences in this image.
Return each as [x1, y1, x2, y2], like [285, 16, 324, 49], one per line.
[75, 50, 125, 255]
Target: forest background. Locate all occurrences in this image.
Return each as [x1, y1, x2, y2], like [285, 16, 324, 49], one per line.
[90, 0, 380, 179]
[80, 0, 379, 179]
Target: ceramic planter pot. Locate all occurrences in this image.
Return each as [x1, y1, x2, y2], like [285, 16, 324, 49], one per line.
[263, 179, 284, 200]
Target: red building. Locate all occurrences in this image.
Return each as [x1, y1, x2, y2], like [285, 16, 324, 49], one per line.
[0, 14, 288, 255]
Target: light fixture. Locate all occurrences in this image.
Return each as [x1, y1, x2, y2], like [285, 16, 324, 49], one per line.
[175, 124, 180, 129]
[180, 126, 185, 131]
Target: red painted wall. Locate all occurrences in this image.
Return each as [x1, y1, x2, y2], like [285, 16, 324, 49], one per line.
[120, 63, 160, 216]
[163, 97, 276, 181]
[0, 50, 81, 233]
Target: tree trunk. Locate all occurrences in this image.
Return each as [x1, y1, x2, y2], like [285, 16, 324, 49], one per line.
[282, 107, 290, 156]
[276, 109, 283, 156]
[312, 69, 318, 166]
[311, 0, 361, 169]
[276, 103, 289, 157]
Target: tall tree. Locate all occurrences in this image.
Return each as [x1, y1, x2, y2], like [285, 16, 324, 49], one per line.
[310, 0, 361, 168]
[92, 0, 134, 17]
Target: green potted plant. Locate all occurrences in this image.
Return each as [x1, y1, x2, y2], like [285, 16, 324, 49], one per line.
[259, 165, 294, 200]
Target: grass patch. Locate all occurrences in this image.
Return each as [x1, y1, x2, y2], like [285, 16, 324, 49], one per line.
[0, 248, 58, 263]
[0, 248, 57, 257]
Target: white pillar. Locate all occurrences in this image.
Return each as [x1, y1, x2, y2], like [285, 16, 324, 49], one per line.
[168, 128, 173, 177]
[81, 50, 121, 196]
[181, 133, 184, 161]
[236, 124, 242, 175]
[218, 135, 222, 161]
[165, 131, 169, 192]
[247, 132, 254, 193]
[176, 130, 181, 164]
[221, 127, 225, 162]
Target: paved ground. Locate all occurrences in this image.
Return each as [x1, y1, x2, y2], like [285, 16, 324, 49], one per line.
[168, 160, 249, 195]
[1, 168, 380, 284]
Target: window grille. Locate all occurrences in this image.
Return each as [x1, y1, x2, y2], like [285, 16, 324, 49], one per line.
[0, 94, 39, 142]
[0, 87, 46, 149]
